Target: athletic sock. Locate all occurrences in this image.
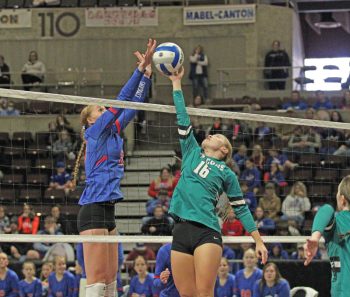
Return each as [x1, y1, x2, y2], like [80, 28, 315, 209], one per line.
[85, 282, 106, 297]
[105, 280, 117, 297]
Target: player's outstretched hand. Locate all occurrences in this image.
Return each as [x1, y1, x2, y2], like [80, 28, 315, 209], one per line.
[256, 241, 268, 265]
[168, 67, 185, 82]
[304, 238, 319, 266]
[160, 268, 171, 284]
[135, 38, 157, 72]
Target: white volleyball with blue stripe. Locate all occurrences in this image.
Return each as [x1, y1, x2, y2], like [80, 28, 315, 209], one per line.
[152, 42, 184, 75]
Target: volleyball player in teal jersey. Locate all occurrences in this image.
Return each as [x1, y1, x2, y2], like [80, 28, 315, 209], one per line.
[304, 175, 350, 297]
[165, 67, 268, 297]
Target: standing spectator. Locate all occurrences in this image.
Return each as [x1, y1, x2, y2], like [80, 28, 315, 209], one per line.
[234, 249, 263, 297]
[33, 216, 63, 258]
[240, 159, 261, 194]
[48, 162, 72, 195]
[189, 45, 209, 101]
[18, 204, 40, 235]
[221, 209, 244, 236]
[0, 206, 10, 234]
[241, 181, 257, 213]
[281, 181, 311, 226]
[268, 243, 289, 260]
[282, 91, 308, 110]
[129, 256, 155, 297]
[258, 183, 281, 221]
[21, 51, 46, 91]
[148, 167, 174, 199]
[19, 261, 42, 297]
[0, 101, 20, 116]
[50, 205, 67, 234]
[263, 162, 288, 188]
[0, 55, 10, 88]
[252, 263, 290, 297]
[214, 257, 235, 297]
[209, 118, 225, 135]
[233, 144, 248, 172]
[141, 205, 172, 236]
[254, 207, 276, 235]
[0, 252, 19, 297]
[264, 40, 290, 90]
[313, 90, 333, 110]
[40, 262, 53, 297]
[48, 256, 75, 297]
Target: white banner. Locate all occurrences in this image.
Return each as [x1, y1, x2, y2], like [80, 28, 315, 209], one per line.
[85, 7, 158, 27]
[183, 5, 256, 25]
[0, 9, 32, 28]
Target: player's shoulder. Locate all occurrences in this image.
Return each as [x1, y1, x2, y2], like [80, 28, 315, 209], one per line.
[335, 210, 350, 234]
[7, 268, 18, 279]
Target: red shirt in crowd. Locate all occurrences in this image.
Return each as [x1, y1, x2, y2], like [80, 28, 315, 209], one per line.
[18, 215, 40, 234]
[221, 219, 244, 236]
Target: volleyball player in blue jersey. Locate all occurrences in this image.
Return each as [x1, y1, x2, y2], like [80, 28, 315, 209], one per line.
[153, 243, 180, 297]
[75, 39, 156, 297]
[0, 252, 19, 297]
[19, 261, 42, 297]
[48, 256, 75, 297]
[214, 257, 235, 297]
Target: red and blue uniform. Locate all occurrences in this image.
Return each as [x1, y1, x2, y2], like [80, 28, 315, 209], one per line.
[153, 243, 179, 297]
[252, 279, 290, 297]
[79, 69, 151, 205]
[214, 274, 236, 297]
[19, 278, 42, 297]
[234, 268, 262, 297]
[48, 271, 75, 297]
[0, 268, 19, 297]
[128, 273, 155, 297]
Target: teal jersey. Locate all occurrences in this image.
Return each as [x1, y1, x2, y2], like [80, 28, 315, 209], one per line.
[169, 90, 257, 234]
[314, 206, 350, 297]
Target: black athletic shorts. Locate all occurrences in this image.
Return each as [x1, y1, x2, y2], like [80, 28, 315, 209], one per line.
[171, 220, 223, 255]
[77, 201, 116, 233]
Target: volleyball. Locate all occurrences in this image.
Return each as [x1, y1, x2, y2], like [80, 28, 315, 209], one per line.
[152, 42, 184, 75]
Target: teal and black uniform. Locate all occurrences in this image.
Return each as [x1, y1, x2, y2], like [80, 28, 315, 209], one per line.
[312, 204, 350, 297]
[169, 90, 257, 254]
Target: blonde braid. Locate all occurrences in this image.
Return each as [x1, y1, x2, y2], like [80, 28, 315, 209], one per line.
[71, 127, 86, 190]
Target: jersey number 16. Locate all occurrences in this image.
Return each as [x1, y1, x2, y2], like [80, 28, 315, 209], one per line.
[193, 161, 210, 178]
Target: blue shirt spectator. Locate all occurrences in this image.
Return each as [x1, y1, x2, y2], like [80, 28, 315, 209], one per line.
[313, 90, 333, 110]
[240, 159, 261, 192]
[233, 144, 248, 172]
[254, 207, 276, 235]
[282, 91, 308, 110]
[240, 182, 257, 212]
[268, 243, 289, 260]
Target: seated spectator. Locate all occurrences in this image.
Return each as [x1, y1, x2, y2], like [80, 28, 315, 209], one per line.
[55, 115, 76, 139]
[253, 263, 290, 296]
[126, 244, 156, 276]
[21, 50, 46, 91]
[0, 206, 10, 234]
[288, 126, 321, 155]
[129, 256, 155, 297]
[0, 55, 10, 88]
[254, 207, 276, 235]
[33, 216, 63, 258]
[214, 257, 235, 297]
[282, 90, 308, 110]
[48, 162, 73, 195]
[263, 162, 288, 188]
[254, 122, 272, 142]
[226, 119, 252, 147]
[334, 134, 350, 156]
[19, 261, 42, 297]
[141, 205, 172, 236]
[265, 146, 297, 172]
[240, 181, 257, 213]
[313, 90, 333, 110]
[281, 181, 311, 226]
[226, 158, 240, 177]
[320, 111, 345, 154]
[251, 144, 265, 171]
[233, 144, 248, 172]
[190, 95, 203, 108]
[290, 243, 305, 260]
[192, 118, 206, 145]
[48, 256, 75, 297]
[234, 243, 254, 262]
[221, 209, 244, 236]
[240, 158, 261, 194]
[146, 189, 170, 216]
[0, 100, 20, 116]
[341, 90, 350, 110]
[209, 117, 225, 135]
[268, 243, 289, 260]
[40, 261, 53, 297]
[0, 252, 19, 295]
[234, 249, 263, 297]
[258, 183, 281, 221]
[222, 245, 235, 263]
[148, 167, 175, 199]
[52, 130, 75, 162]
[50, 205, 67, 234]
[18, 203, 40, 235]
[168, 149, 182, 181]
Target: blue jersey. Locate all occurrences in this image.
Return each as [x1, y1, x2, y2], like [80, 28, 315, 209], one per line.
[50, 172, 71, 186]
[214, 274, 235, 297]
[19, 278, 42, 297]
[153, 243, 179, 297]
[48, 271, 75, 297]
[234, 268, 262, 297]
[0, 268, 19, 297]
[73, 274, 81, 297]
[79, 69, 151, 205]
[252, 279, 290, 297]
[128, 273, 155, 297]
